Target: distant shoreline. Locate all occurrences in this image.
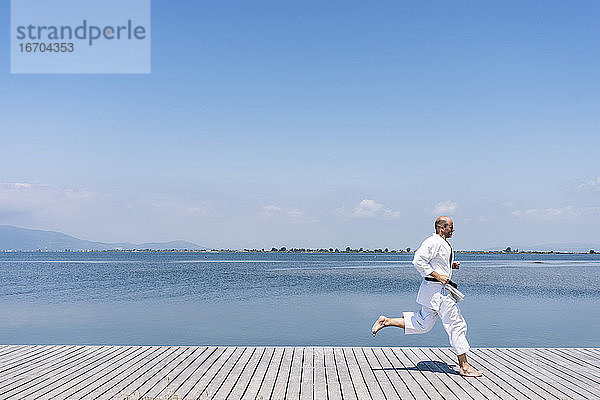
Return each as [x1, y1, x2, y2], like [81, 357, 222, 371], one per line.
[0, 249, 597, 255]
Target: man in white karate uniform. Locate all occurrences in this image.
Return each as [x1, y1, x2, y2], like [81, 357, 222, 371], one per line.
[371, 216, 482, 377]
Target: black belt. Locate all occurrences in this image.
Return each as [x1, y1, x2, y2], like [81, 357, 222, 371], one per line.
[424, 276, 458, 288]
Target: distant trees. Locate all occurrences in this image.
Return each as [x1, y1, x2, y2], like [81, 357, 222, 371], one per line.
[264, 246, 410, 253]
[590, 249, 596, 254]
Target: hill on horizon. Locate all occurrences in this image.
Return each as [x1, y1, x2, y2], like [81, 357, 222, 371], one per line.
[0, 225, 207, 251]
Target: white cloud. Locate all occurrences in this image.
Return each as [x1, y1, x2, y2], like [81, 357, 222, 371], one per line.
[511, 205, 600, 220]
[577, 177, 600, 191]
[335, 199, 400, 220]
[0, 182, 98, 216]
[259, 205, 317, 223]
[260, 205, 283, 218]
[431, 201, 458, 215]
[185, 206, 210, 218]
[0, 182, 218, 240]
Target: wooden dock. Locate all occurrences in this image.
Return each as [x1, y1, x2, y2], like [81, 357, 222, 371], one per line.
[0, 346, 599, 399]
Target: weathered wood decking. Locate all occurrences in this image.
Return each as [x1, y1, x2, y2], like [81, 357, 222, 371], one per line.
[0, 346, 599, 399]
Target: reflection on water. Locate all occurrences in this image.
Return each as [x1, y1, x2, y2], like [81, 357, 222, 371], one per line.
[0, 252, 598, 347]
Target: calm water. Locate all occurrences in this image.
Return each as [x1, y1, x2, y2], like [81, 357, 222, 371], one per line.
[0, 252, 599, 347]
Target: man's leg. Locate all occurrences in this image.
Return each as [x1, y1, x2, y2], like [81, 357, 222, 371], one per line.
[372, 307, 437, 336]
[372, 316, 404, 336]
[438, 298, 482, 377]
[457, 353, 482, 377]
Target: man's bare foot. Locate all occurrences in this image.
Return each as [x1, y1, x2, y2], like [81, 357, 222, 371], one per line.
[371, 316, 387, 337]
[459, 366, 483, 377]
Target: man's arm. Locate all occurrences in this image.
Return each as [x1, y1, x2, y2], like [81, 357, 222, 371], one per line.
[412, 239, 437, 277]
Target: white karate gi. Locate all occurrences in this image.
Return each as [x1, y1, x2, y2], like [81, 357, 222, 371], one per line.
[403, 233, 471, 355]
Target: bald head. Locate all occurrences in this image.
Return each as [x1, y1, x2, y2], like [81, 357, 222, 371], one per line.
[435, 216, 453, 234]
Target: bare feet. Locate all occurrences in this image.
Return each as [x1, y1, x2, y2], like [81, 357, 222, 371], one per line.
[371, 316, 387, 337]
[459, 366, 483, 377]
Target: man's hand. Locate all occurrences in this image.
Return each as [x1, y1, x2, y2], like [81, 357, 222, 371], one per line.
[452, 261, 460, 270]
[430, 272, 450, 285]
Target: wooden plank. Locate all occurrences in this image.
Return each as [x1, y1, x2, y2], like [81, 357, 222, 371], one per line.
[479, 348, 559, 399]
[270, 347, 294, 400]
[3, 346, 115, 399]
[313, 347, 328, 400]
[546, 348, 600, 377]
[437, 348, 518, 400]
[153, 346, 216, 399]
[300, 347, 313, 400]
[513, 348, 600, 397]
[36, 346, 137, 400]
[490, 348, 584, 400]
[389, 347, 443, 400]
[0, 345, 42, 363]
[333, 347, 358, 400]
[569, 348, 600, 375]
[243, 347, 277, 400]
[256, 347, 285, 400]
[415, 348, 479, 400]
[401, 348, 459, 400]
[219, 346, 265, 399]
[583, 348, 600, 356]
[0, 346, 102, 397]
[431, 348, 504, 400]
[466, 349, 545, 400]
[283, 347, 304, 400]
[3, 345, 600, 400]
[379, 347, 428, 400]
[512, 347, 599, 394]
[469, 349, 542, 399]
[200, 346, 254, 399]
[26, 346, 125, 399]
[0, 345, 75, 382]
[0, 345, 41, 362]
[362, 347, 402, 399]
[370, 347, 415, 399]
[0, 345, 63, 373]
[343, 347, 371, 400]
[353, 346, 387, 399]
[61, 346, 158, 400]
[134, 346, 201, 399]
[0, 344, 39, 357]
[418, 347, 488, 400]
[147, 346, 212, 399]
[323, 347, 343, 400]
[77, 346, 164, 399]
[569, 348, 600, 362]
[176, 347, 237, 399]
[95, 346, 179, 400]
[540, 348, 600, 379]
[110, 346, 188, 399]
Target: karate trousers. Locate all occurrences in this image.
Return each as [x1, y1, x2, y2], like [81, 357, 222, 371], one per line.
[402, 290, 471, 355]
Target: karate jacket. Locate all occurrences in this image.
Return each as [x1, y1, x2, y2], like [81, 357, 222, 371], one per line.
[412, 233, 454, 307]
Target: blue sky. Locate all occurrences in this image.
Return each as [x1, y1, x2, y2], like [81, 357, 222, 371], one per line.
[1, 1, 599, 249]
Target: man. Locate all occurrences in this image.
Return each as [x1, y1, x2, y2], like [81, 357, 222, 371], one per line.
[371, 216, 482, 377]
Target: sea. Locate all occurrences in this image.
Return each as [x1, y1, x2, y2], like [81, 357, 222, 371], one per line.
[0, 251, 598, 348]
